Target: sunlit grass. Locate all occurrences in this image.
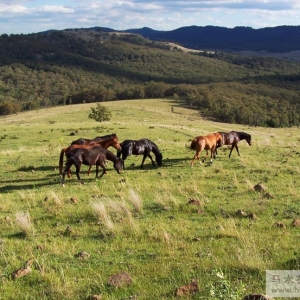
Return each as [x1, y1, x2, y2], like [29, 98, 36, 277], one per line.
[0, 100, 299, 299]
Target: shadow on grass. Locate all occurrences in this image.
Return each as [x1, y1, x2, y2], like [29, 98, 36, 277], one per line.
[281, 256, 300, 269]
[122, 157, 191, 170]
[15, 165, 59, 172]
[7, 232, 27, 239]
[0, 177, 61, 193]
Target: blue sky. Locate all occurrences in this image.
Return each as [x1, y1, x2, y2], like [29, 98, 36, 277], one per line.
[0, 0, 299, 35]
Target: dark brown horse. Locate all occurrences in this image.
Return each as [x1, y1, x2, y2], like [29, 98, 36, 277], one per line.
[60, 145, 123, 185]
[216, 131, 252, 158]
[117, 138, 163, 169]
[59, 134, 121, 177]
[190, 132, 222, 167]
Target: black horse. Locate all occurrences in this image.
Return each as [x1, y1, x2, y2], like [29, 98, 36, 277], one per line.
[216, 131, 252, 158]
[117, 138, 163, 169]
[61, 145, 122, 185]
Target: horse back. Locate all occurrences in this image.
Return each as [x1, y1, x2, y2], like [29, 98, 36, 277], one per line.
[191, 136, 206, 151]
[80, 146, 107, 165]
[220, 132, 237, 145]
[204, 133, 220, 149]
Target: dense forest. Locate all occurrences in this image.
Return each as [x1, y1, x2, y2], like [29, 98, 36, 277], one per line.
[127, 25, 300, 52]
[0, 28, 300, 127]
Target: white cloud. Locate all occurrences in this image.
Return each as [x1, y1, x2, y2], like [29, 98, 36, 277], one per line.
[36, 5, 75, 13]
[0, 0, 299, 35]
[0, 4, 28, 13]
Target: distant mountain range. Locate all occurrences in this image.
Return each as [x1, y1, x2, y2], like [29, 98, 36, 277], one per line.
[84, 25, 300, 53]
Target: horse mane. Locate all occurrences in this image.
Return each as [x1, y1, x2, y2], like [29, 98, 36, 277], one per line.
[94, 133, 117, 140]
[147, 139, 161, 155]
[237, 131, 251, 139]
[71, 133, 117, 145]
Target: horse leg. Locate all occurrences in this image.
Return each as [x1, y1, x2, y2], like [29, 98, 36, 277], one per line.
[191, 151, 201, 167]
[75, 164, 84, 184]
[61, 161, 73, 186]
[120, 154, 126, 170]
[229, 145, 234, 158]
[96, 162, 107, 178]
[229, 144, 239, 158]
[87, 165, 92, 175]
[203, 150, 209, 163]
[235, 145, 240, 156]
[61, 168, 68, 186]
[147, 154, 155, 167]
[140, 155, 147, 168]
[210, 148, 215, 163]
[95, 164, 99, 178]
[61, 170, 67, 186]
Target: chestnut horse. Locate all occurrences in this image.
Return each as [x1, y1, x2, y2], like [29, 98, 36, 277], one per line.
[215, 131, 252, 158]
[190, 132, 222, 167]
[70, 133, 117, 145]
[60, 146, 122, 185]
[59, 134, 121, 177]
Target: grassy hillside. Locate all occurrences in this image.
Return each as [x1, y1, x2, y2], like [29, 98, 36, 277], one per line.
[0, 99, 300, 299]
[1, 30, 300, 127]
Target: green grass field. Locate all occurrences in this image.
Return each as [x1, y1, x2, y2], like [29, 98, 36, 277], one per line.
[0, 99, 299, 299]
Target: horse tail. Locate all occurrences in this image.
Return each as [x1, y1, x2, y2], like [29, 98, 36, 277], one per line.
[59, 148, 67, 175]
[190, 137, 198, 150]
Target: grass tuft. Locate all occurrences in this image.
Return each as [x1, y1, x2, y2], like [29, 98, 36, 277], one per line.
[15, 211, 33, 236]
[90, 201, 115, 233]
[128, 189, 143, 213]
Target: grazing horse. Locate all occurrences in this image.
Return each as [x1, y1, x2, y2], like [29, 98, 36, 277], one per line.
[59, 134, 121, 177]
[215, 131, 252, 158]
[117, 138, 163, 169]
[190, 132, 222, 167]
[60, 146, 123, 185]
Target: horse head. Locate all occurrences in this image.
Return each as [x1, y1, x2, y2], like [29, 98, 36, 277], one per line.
[112, 138, 122, 151]
[114, 158, 123, 173]
[156, 153, 163, 166]
[214, 132, 223, 147]
[246, 135, 252, 146]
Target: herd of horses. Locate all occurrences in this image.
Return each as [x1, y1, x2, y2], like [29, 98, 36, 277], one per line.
[58, 131, 252, 185]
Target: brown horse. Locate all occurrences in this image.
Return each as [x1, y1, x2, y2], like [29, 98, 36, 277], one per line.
[190, 132, 222, 167]
[60, 145, 123, 185]
[59, 134, 121, 177]
[216, 131, 252, 158]
[70, 133, 118, 145]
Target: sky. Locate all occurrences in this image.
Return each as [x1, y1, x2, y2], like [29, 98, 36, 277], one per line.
[0, 0, 299, 35]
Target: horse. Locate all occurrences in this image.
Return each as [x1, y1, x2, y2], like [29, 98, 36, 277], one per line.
[60, 145, 123, 185]
[117, 138, 163, 169]
[59, 134, 121, 177]
[190, 132, 222, 167]
[215, 131, 252, 158]
[70, 133, 118, 145]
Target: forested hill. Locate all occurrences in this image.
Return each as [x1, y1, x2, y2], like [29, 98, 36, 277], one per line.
[0, 28, 300, 127]
[123, 25, 300, 52]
